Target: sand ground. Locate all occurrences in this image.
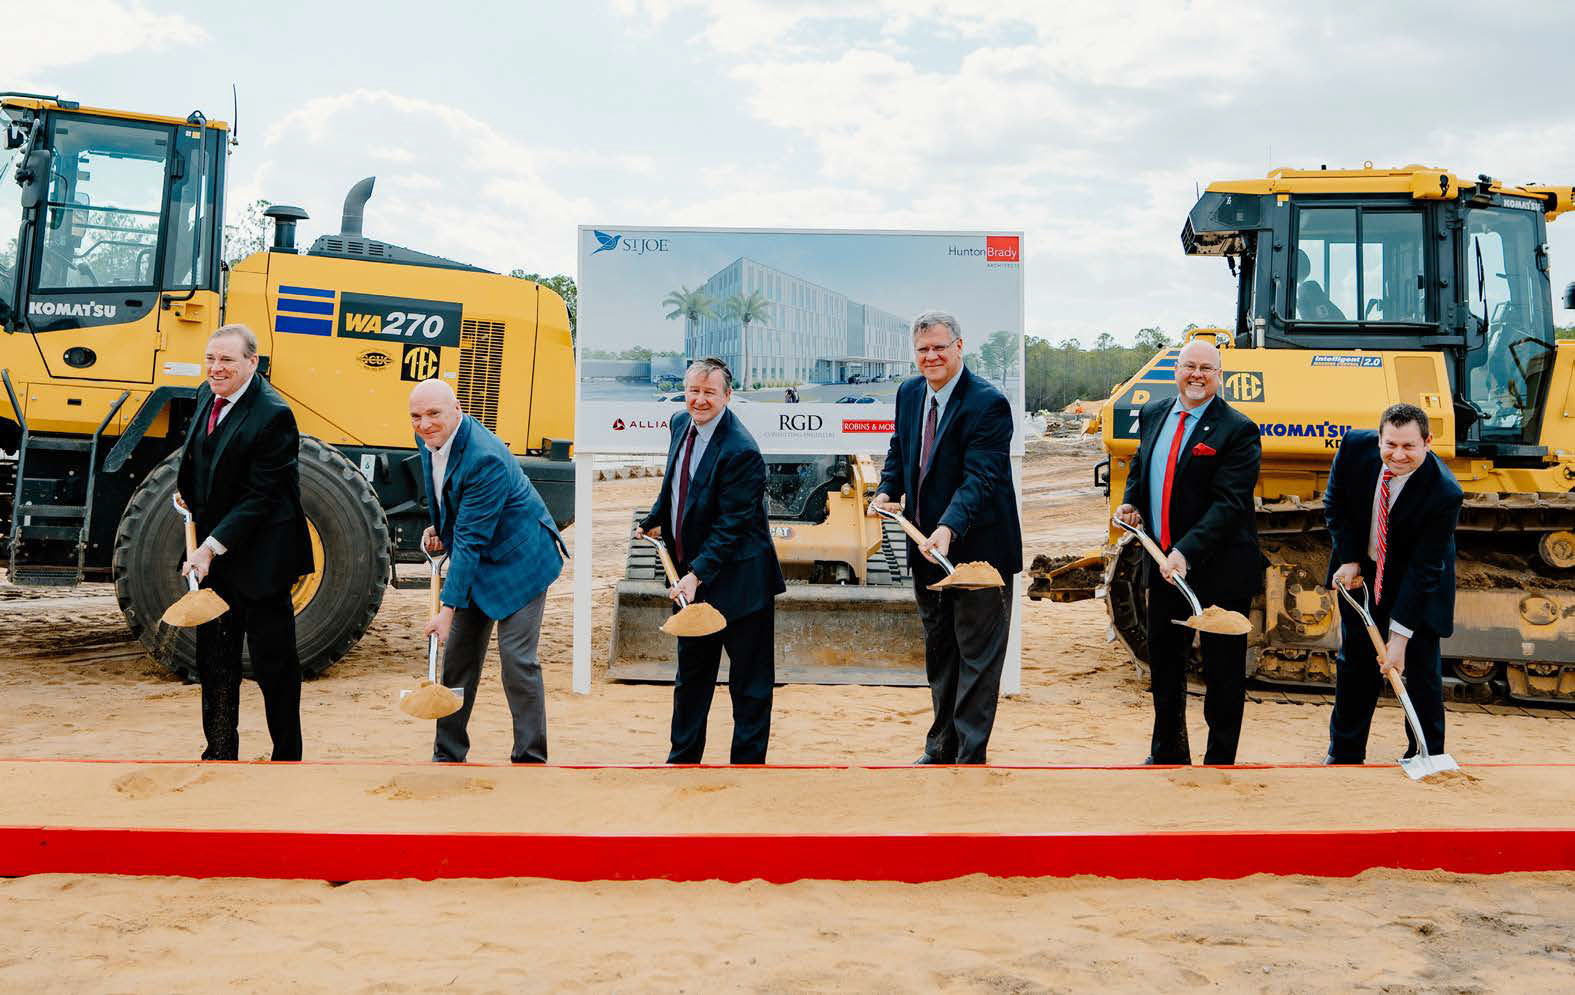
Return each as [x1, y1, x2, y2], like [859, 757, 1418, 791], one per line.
[3, 435, 1573, 991]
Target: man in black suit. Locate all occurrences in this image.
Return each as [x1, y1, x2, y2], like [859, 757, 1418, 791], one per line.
[178, 323, 314, 762]
[1115, 338, 1262, 765]
[1324, 403, 1463, 763]
[870, 311, 1021, 765]
[636, 357, 785, 764]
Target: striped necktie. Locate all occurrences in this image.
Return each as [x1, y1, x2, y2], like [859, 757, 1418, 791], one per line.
[1374, 468, 1396, 602]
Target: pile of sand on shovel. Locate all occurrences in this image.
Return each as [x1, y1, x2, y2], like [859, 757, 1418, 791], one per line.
[1184, 604, 1253, 636]
[160, 588, 228, 627]
[661, 602, 726, 637]
[399, 680, 463, 720]
[928, 561, 1005, 591]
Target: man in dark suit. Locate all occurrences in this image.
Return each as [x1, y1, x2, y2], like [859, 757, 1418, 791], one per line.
[178, 324, 314, 762]
[870, 311, 1021, 765]
[636, 357, 785, 764]
[411, 379, 567, 764]
[1115, 337, 1262, 766]
[1324, 403, 1463, 763]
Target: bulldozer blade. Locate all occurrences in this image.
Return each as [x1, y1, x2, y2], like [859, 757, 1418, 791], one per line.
[160, 588, 229, 627]
[399, 679, 464, 720]
[610, 579, 929, 686]
[661, 601, 726, 637]
[926, 560, 1005, 591]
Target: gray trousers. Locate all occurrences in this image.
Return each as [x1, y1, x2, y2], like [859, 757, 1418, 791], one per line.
[432, 593, 548, 764]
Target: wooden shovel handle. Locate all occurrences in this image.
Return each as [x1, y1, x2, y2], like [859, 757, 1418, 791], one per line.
[1385, 667, 1408, 699]
[887, 511, 930, 549]
[1334, 582, 1389, 660]
[1127, 522, 1169, 569]
[651, 538, 681, 586]
[183, 517, 199, 558]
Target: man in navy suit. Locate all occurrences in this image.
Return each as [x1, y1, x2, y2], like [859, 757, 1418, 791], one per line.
[870, 311, 1021, 765]
[1324, 403, 1463, 763]
[410, 379, 567, 764]
[179, 324, 314, 762]
[1115, 337, 1262, 766]
[637, 357, 785, 764]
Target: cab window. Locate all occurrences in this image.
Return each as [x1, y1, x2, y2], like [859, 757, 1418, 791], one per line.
[38, 117, 169, 291]
[1293, 207, 1425, 323]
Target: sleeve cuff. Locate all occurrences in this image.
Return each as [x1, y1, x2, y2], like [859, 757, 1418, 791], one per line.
[1388, 619, 1414, 639]
[203, 535, 227, 556]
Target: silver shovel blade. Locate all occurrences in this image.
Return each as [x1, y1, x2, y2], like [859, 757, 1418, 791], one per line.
[1398, 751, 1462, 781]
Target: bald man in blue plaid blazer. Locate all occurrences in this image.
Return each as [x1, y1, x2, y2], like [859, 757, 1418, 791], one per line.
[413, 381, 567, 763]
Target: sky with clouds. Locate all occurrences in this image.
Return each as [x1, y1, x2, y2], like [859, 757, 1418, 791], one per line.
[20, 0, 1575, 344]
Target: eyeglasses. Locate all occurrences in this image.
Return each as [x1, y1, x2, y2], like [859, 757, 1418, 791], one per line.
[1178, 363, 1219, 375]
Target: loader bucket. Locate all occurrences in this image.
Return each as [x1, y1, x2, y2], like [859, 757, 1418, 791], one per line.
[609, 580, 929, 686]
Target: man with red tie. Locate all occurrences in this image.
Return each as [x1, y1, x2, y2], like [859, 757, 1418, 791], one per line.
[1323, 404, 1462, 764]
[1115, 338, 1263, 765]
[177, 324, 314, 761]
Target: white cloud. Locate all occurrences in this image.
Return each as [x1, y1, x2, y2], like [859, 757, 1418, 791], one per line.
[245, 88, 594, 276]
[9, 1, 207, 85]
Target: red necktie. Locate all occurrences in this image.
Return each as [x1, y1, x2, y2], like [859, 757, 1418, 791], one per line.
[1374, 468, 1396, 602]
[916, 397, 939, 521]
[206, 396, 228, 436]
[674, 425, 698, 563]
[1158, 410, 1188, 551]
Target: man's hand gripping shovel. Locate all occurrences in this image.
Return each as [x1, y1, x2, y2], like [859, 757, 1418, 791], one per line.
[1111, 515, 1251, 636]
[159, 493, 229, 627]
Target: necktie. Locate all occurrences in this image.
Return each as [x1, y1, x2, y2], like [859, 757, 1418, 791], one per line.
[1158, 410, 1189, 551]
[206, 396, 228, 436]
[916, 397, 939, 521]
[1374, 468, 1396, 603]
[674, 425, 698, 563]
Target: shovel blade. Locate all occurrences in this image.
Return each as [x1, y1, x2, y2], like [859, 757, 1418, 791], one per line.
[661, 602, 727, 637]
[160, 589, 230, 627]
[1399, 752, 1462, 781]
[399, 679, 464, 720]
[927, 561, 1006, 591]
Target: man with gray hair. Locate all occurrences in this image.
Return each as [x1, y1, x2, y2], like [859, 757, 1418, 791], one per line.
[870, 311, 1021, 764]
[177, 323, 314, 761]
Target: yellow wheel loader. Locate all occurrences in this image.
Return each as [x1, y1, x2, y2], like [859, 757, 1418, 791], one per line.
[1032, 165, 1575, 705]
[0, 94, 574, 678]
[608, 452, 929, 685]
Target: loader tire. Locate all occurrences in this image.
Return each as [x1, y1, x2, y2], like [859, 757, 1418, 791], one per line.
[113, 437, 390, 681]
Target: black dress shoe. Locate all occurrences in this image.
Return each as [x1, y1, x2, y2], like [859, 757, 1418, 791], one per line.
[914, 754, 952, 765]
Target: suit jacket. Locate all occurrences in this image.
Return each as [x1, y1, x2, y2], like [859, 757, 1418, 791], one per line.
[1121, 395, 1264, 602]
[1324, 430, 1462, 638]
[877, 366, 1022, 579]
[420, 414, 567, 620]
[177, 378, 314, 600]
[640, 407, 785, 622]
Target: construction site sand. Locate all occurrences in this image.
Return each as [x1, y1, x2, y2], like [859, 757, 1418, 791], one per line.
[3, 436, 1575, 989]
[4, 758, 1571, 835]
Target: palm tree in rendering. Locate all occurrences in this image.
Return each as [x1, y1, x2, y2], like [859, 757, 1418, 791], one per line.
[661, 286, 718, 361]
[723, 290, 773, 388]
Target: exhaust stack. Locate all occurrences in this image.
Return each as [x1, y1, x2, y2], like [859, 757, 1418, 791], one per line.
[340, 176, 375, 237]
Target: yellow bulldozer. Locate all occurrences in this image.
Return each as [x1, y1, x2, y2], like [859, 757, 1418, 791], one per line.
[1032, 165, 1575, 705]
[0, 93, 575, 677]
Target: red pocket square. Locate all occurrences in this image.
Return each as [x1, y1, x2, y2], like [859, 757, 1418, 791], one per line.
[1192, 442, 1217, 456]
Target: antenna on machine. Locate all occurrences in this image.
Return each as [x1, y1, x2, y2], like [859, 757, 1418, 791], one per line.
[230, 83, 240, 148]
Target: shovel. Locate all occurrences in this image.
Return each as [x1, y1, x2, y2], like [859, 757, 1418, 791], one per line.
[1335, 580, 1461, 780]
[641, 534, 726, 637]
[159, 493, 229, 627]
[1111, 515, 1251, 636]
[870, 505, 1005, 590]
[398, 548, 465, 720]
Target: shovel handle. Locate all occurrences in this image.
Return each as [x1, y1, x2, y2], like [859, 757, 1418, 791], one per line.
[639, 535, 695, 609]
[1334, 581, 1388, 659]
[1111, 516, 1203, 615]
[871, 505, 956, 574]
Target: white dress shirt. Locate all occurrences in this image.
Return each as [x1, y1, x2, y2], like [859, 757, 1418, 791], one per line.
[429, 420, 463, 519]
[200, 375, 254, 557]
[1368, 463, 1417, 637]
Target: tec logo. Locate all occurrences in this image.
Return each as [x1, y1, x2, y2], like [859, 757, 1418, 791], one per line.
[1223, 371, 1265, 403]
[401, 344, 440, 382]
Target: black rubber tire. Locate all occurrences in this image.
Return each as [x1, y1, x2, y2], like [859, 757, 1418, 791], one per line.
[112, 437, 391, 680]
